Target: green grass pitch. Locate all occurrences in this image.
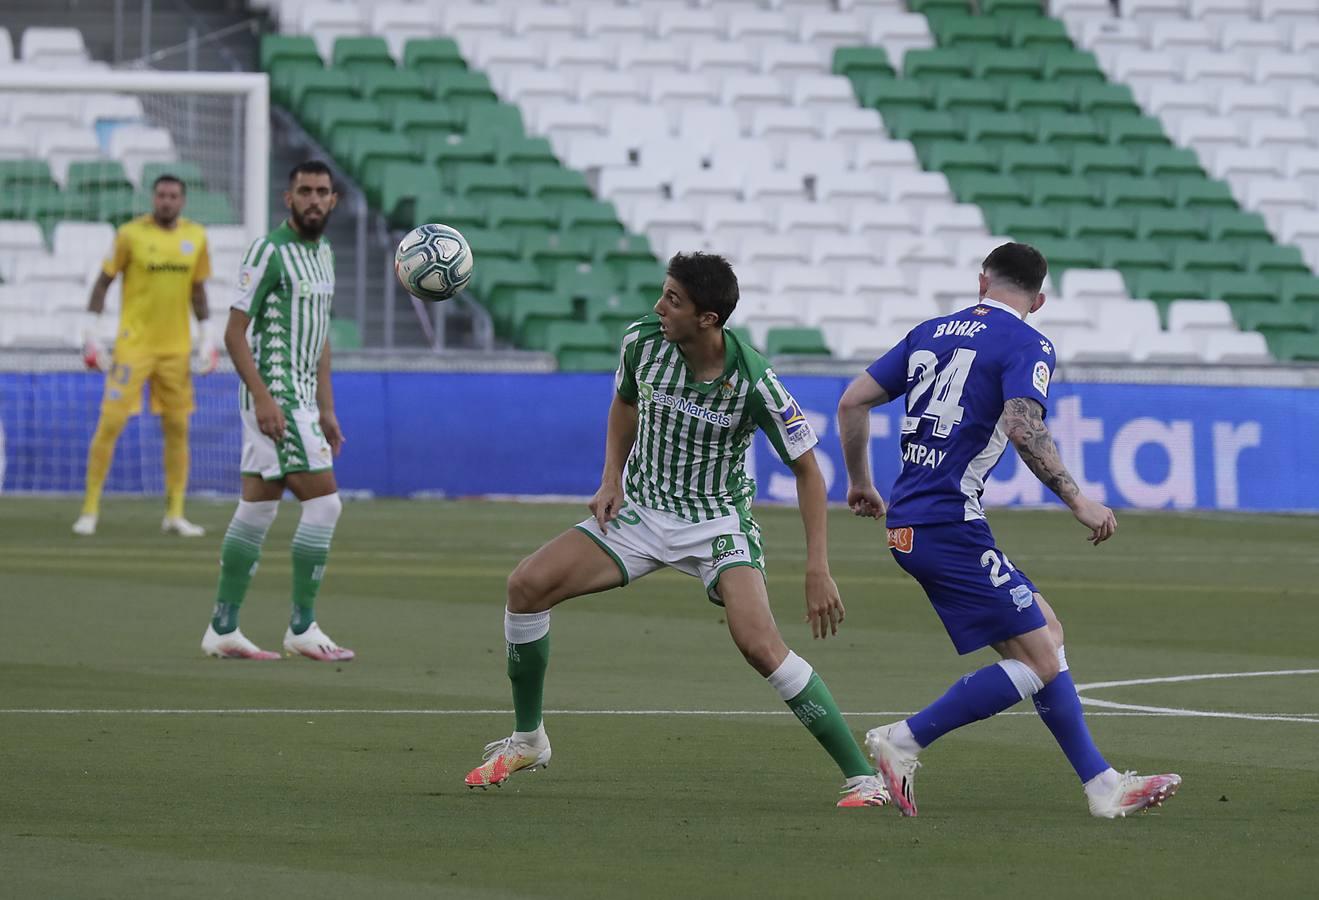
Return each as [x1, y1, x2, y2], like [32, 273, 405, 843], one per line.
[2, 498, 1317, 898]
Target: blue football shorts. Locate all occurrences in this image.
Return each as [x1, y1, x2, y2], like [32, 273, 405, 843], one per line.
[887, 519, 1047, 655]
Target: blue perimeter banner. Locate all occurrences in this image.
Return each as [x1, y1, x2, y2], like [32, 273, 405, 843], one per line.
[1, 370, 1314, 512]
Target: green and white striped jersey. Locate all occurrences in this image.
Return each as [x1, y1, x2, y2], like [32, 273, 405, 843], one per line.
[231, 221, 335, 411]
[615, 316, 819, 522]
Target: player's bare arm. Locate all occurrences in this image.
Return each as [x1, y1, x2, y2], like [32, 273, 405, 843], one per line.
[316, 340, 344, 456]
[1003, 397, 1116, 546]
[224, 307, 285, 441]
[589, 392, 639, 533]
[791, 449, 845, 639]
[837, 373, 892, 521]
[86, 271, 114, 314]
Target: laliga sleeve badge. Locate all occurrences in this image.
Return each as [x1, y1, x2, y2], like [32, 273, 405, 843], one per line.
[1032, 360, 1050, 398]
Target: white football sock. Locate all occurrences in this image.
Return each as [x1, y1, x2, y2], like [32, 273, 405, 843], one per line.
[1083, 767, 1122, 800]
[889, 720, 923, 756]
[513, 722, 548, 748]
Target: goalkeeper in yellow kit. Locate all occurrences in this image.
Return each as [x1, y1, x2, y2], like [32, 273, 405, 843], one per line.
[73, 174, 218, 537]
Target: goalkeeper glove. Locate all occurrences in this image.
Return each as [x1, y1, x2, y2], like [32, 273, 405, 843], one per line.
[193, 318, 221, 375]
[81, 311, 108, 372]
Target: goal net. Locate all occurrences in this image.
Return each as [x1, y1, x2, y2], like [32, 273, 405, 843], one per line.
[0, 69, 267, 496]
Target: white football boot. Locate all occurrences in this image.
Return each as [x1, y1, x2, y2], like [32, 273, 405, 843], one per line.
[72, 514, 97, 536]
[836, 774, 892, 808]
[162, 516, 206, 537]
[866, 723, 921, 817]
[465, 735, 552, 788]
[201, 624, 279, 660]
[1088, 771, 1182, 818]
[283, 622, 355, 661]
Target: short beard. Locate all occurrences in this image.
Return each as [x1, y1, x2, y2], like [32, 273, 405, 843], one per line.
[290, 208, 329, 240]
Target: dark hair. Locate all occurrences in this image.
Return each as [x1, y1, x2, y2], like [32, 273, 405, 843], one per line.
[982, 242, 1048, 295]
[666, 252, 739, 326]
[152, 174, 186, 194]
[288, 159, 335, 187]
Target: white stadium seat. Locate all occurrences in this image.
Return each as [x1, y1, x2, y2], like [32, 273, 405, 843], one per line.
[539, 39, 610, 73]
[1210, 147, 1283, 180]
[441, 6, 510, 43]
[1220, 22, 1290, 58]
[582, 8, 651, 41]
[791, 75, 857, 109]
[741, 169, 809, 207]
[671, 169, 741, 204]
[298, 4, 363, 60]
[606, 104, 672, 145]
[922, 205, 987, 241]
[707, 139, 776, 174]
[797, 13, 867, 51]
[1073, 18, 1147, 54]
[818, 108, 884, 144]
[726, 12, 797, 46]
[34, 128, 101, 184]
[737, 235, 811, 268]
[809, 294, 878, 334]
[1144, 83, 1218, 127]
[532, 104, 604, 143]
[370, 4, 434, 60]
[8, 94, 83, 129]
[1217, 86, 1285, 122]
[750, 108, 821, 151]
[1149, 21, 1217, 54]
[1180, 52, 1252, 89]
[654, 9, 724, 43]
[850, 204, 920, 240]
[1133, 331, 1205, 364]
[474, 38, 544, 70]
[759, 44, 828, 78]
[1201, 331, 1274, 363]
[867, 13, 934, 64]
[782, 139, 849, 178]
[1122, 0, 1191, 22]
[1113, 51, 1182, 86]
[562, 135, 630, 173]
[1057, 328, 1136, 364]
[888, 172, 955, 212]
[107, 126, 176, 184]
[814, 174, 889, 216]
[578, 72, 648, 109]
[511, 7, 580, 39]
[1261, 0, 1319, 25]
[13, 253, 90, 287]
[0, 222, 47, 283]
[879, 293, 943, 330]
[0, 27, 12, 65]
[1292, 24, 1319, 53]
[1284, 150, 1319, 190]
[650, 73, 721, 110]
[52, 222, 114, 274]
[1061, 270, 1131, 304]
[687, 41, 756, 76]
[1034, 298, 1097, 332]
[1253, 55, 1317, 90]
[1239, 178, 1315, 220]
[1248, 119, 1314, 152]
[704, 201, 777, 240]
[1167, 300, 1237, 334]
[828, 322, 908, 362]
[721, 75, 789, 113]
[1177, 116, 1246, 154]
[1277, 211, 1319, 244]
[842, 265, 911, 306]
[598, 167, 666, 205]
[615, 41, 686, 76]
[811, 234, 883, 268]
[677, 107, 744, 147]
[1191, 0, 1259, 20]
[775, 202, 847, 237]
[0, 285, 45, 316]
[853, 141, 921, 175]
[19, 27, 90, 67]
[81, 94, 146, 127]
[499, 70, 573, 105]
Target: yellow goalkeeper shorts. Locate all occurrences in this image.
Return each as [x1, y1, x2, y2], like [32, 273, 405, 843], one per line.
[100, 351, 195, 418]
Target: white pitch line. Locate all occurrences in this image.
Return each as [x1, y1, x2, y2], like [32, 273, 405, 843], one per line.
[1075, 668, 1319, 692]
[1075, 668, 1319, 724]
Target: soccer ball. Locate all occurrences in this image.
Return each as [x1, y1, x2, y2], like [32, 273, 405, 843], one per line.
[394, 223, 474, 302]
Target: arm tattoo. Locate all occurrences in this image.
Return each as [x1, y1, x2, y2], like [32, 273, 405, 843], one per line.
[1002, 397, 1081, 505]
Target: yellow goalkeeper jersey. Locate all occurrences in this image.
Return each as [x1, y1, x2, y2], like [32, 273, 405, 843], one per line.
[103, 215, 211, 356]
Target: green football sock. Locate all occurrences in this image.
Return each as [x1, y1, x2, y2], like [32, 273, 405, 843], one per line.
[508, 634, 550, 733]
[787, 673, 875, 779]
[212, 518, 269, 635]
[290, 521, 334, 635]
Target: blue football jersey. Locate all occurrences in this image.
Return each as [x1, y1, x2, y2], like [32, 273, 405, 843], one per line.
[866, 299, 1056, 526]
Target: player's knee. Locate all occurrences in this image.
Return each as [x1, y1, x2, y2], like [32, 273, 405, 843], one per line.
[1032, 652, 1061, 685]
[734, 635, 786, 677]
[161, 413, 188, 439]
[506, 559, 551, 613]
[93, 410, 130, 442]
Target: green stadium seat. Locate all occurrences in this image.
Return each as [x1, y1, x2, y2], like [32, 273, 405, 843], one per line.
[543, 321, 614, 368]
[1042, 49, 1105, 83]
[1127, 271, 1207, 303]
[23, 188, 95, 233]
[1207, 275, 1279, 306]
[908, 0, 975, 19]
[97, 191, 142, 226]
[1034, 239, 1102, 273]
[1206, 210, 1272, 244]
[269, 58, 324, 108]
[932, 16, 1005, 49]
[0, 159, 55, 189]
[413, 192, 487, 233]
[463, 103, 527, 140]
[1076, 84, 1141, 119]
[621, 259, 665, 298]
[556, 348, 621, 372]
[1142, 147, 1205, 179]
[595, 234, 657, 276]
[1036, 113, 1104, 147]
[357, 69, 430, 105]
[333, 37, 394, 75]
[261, 35, 320, 71]
[1171, 242, 1243, 274]
[1029, 175, 1099, 207]
[506, 290, 575, 346]
[1068, 145, 1140, 177]
[921, 141, 998, 175]
[1267, 331, 1319, 361]
[184, 191, 236, 226]
[404, 38, 465, 72]
[392, 100, 462, 147]
[1244, 245, 1310, 276]
[1066, 208, 1136, 241]
[329, 318, 362, 350]
[422, 133, 499, 176]
[999, 144, 1069, 176]
[486, 197, 557, 239]
[525, 167, 592, 205]
[560, 199, 624, 241]
[314, 99, 388, 145]
[522, 232, 594, 277]
[972, 49, 1044, 82]
[450, 163, 523, 200]
[1136, 210, 1210, 244]
[859, 79, 932, 114]
[1171, 178, 1237, 210]
[380, 162, 443, 228]
[948, 173, 1029, 206]
[982, 0, 1046, 15]
[66, 161, 132, 195]
[766, 327, 830, 356]
[429, 70, 499, 108]
[933, 80, 1007, 113]
[1280, 273, 1319, 306]
[1101, 240, 1170, 274]
[884, 110, 962, 144]
[1105, 116, 1172, 149]
[473, 259, 549, 311]
[498, 136, 559, 170]
[904, 48, 975, 81]
[554, 260, 621, 300]
[1004, 82, 1074, 115]
[289, 69, 357, 119]
[584, 292, 651, 341]
[464, 228, 521, 265]
[963, 111, 1033, 145]
[985, 206, 1068, 243]
[350, 133, 419, 201]
[141, 161, 204, 192]
[832, 47, 895, 81]
[1232, 299, 1312, 334]
[1007, 18, 1072, 49]
[1099, 176, 1174, 210]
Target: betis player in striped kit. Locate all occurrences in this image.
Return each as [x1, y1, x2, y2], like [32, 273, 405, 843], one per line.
[465, 252, 890, 808]
[200, 161, 354, 662]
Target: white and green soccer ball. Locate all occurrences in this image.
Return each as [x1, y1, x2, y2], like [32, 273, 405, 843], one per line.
[394, 223, 474, 302]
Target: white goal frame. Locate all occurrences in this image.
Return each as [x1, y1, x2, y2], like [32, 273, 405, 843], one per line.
[0, 68, 269, 238]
